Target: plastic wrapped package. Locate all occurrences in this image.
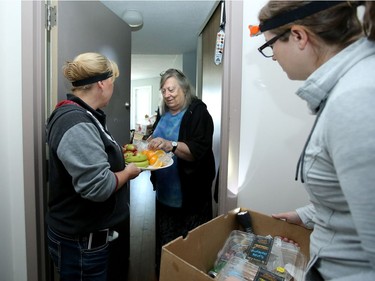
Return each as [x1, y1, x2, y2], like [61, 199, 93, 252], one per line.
[208, 230, 255, 277]
[266, 236, 307, 280]
[210, 230, 307, 280]
[216, 255, 300, 281]
[216, 256, 293, 281]
[216, 256, 260, 281]
[132, 139, 148, 151]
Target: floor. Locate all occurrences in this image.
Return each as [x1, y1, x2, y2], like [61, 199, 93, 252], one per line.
[127, 171, 158, 281]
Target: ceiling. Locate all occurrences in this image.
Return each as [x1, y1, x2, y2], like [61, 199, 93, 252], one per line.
[100, 0, 219, 80]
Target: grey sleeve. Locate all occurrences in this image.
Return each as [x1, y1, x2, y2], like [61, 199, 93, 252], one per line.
[296, 204, 315, 229]
[57, 122, 116, 201]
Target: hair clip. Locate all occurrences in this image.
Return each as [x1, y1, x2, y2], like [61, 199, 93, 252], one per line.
[248, 25, 261, 37]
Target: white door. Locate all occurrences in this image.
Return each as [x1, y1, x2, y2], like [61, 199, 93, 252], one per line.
[131, 85, 152, 129]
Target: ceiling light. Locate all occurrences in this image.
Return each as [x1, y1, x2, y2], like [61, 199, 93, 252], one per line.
[122, 10, 143, 30]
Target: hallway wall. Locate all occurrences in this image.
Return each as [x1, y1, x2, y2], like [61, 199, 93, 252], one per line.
[0, 1, 27, 280]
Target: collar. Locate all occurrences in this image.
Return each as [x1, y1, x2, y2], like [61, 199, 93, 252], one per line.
[296, 38, 375, 113]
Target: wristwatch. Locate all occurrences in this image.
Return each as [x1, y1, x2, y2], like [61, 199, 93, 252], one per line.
[171, 141, 178, 153]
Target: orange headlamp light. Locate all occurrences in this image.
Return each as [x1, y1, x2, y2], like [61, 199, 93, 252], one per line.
[248, 25, 261, 37]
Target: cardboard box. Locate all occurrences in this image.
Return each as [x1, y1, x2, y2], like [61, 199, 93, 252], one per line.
[160, 208, 312, 281]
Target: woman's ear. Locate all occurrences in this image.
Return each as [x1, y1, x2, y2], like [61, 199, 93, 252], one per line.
[97, 80, 105, 89]
[290, 25, 309, 50]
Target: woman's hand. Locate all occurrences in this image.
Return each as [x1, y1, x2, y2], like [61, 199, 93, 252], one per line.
[114, 163, 141, 192]
[124, 163, 142, 180]
[148, 137, 194, 161]
[148, 137, 172, 152]
[273, 211, 303, 246]
[272, 211, 303, 226]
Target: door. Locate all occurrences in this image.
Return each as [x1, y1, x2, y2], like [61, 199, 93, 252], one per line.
[199, 1, 243, 215]
[199, 2, 222, 215]
[51, 0, 132, 145]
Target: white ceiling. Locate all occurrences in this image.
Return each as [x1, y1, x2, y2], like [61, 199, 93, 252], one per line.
[131, 54, 183, 80]
[100, 0, 219, 80]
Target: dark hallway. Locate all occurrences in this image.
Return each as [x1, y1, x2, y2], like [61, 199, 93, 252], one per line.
[128, 171, 158, 281]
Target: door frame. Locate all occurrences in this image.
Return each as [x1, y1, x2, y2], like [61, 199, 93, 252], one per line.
[218, 0, 243, 214]
[198, 0, 243, 215]
[22, 1, 48, 280]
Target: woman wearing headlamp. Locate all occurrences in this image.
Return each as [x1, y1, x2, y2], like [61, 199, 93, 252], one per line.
[253, 1, 375, 280]
[45, 52, 141, 280]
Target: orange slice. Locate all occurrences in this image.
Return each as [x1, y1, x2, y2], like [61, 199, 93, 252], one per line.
[149, 155, 159, 165]
[142, 150, 155, 159]
[153, 149, 166, 158]
[152, 159, 163, 168]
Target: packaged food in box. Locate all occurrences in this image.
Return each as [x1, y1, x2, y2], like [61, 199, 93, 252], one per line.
[160, 208, 311, 281]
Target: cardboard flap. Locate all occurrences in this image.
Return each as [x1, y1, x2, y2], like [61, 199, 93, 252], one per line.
[163, 212, 238, 272]
[245, 209, 311, 258]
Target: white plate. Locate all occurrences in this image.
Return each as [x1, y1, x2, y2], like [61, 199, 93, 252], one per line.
[140, 158, 174, 171]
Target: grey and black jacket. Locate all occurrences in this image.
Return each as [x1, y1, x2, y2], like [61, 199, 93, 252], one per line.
[45, 94, 128, 235]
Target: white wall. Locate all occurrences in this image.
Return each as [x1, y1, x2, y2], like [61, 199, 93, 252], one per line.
[131, 77, 161, 124]
[237, 0, 312, 215]
[0, 1, 27, 280]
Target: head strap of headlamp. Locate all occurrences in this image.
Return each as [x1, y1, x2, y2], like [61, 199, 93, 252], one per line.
[260, 1, 343, 33]
[72, 71, 113, 87]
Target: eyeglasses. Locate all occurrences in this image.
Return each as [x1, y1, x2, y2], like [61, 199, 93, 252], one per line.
[258, 30, 290, 58]
[160, 68, 185, 78]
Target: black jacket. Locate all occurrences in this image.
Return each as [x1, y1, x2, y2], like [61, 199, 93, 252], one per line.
[151, 97, 216, 210]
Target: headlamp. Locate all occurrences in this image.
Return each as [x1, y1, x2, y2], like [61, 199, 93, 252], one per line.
[249, 1, 344, 37]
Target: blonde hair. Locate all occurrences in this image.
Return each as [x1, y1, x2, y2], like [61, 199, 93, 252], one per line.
[63, 52, 119, 91]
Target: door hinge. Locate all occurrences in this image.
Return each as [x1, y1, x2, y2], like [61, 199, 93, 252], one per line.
[45, 4, 56, 31]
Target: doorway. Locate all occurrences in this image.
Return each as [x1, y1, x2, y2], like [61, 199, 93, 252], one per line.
[131, 85, 152, 129]
[23, 0, 242, 280]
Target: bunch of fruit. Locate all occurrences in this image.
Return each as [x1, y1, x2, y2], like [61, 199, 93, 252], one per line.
[141, 149, 166, 168]
[123, 144, 149, 168]
[123, 144, 167, 168]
